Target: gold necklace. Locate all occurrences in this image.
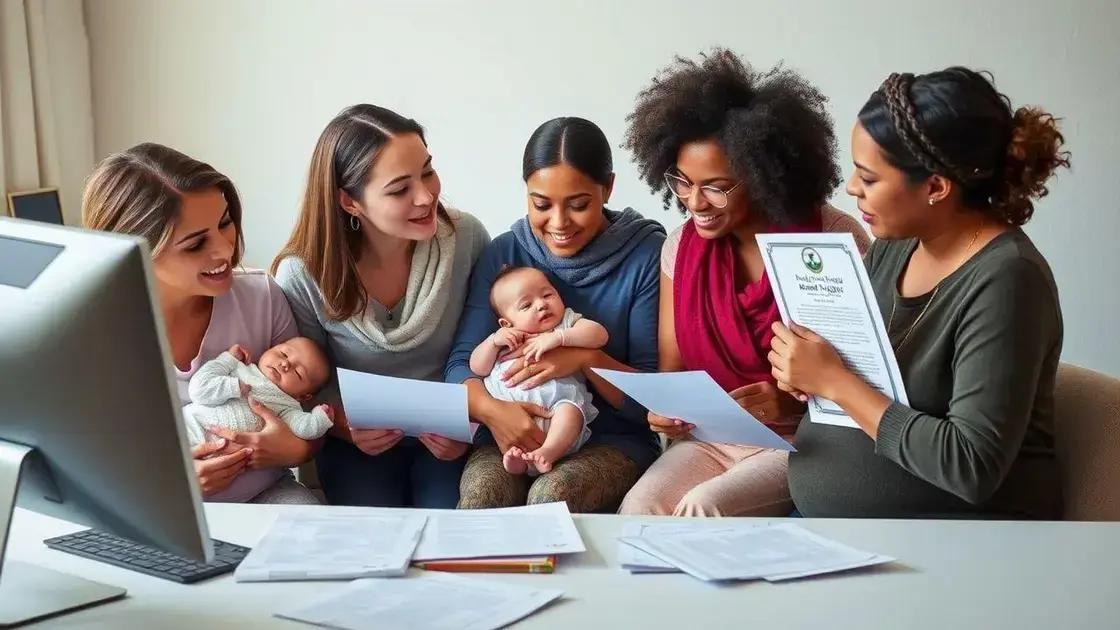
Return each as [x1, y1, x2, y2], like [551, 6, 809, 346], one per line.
[889, 224, 984, 351]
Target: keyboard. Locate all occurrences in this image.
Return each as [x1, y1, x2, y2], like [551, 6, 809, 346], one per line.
[43, 529, 251, 584]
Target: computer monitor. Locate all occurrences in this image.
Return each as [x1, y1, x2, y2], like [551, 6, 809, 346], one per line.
[6, 189, 64, 225]
[0, 217, 209, 625]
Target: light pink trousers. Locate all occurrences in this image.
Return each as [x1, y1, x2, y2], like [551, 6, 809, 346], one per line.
[618, 438, 792, 517]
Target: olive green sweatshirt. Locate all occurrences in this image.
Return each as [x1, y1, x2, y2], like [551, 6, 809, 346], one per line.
[789, 228, 1063, 519]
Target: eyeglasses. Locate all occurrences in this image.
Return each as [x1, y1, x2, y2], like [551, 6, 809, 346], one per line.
[663, 172, 742, 209]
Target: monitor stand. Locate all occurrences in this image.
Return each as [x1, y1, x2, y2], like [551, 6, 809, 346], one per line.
[0, 441, 125, 627]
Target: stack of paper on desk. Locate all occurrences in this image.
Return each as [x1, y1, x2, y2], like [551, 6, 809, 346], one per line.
[414, 502, 585, 561]
[619, 523, 892, 582]
[617, 521, 768, 573]
[235, 512, 427, 582]
[276, 572, 564, 630]
[236, 503, 583, 583]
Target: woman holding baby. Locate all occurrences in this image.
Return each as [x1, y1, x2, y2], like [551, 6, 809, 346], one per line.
[445, 117, 666, 513]
[82, 143, 322, 504]
[80, 106, 491, 509]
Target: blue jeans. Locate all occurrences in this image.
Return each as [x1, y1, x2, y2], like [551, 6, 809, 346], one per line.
[315, 436, 465, 508]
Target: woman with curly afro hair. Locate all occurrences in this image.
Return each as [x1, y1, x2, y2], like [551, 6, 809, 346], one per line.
[771, 67, 1069, 519]
[618, 49, 869, 517]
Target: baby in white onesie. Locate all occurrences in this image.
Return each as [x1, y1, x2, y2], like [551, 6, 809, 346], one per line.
[183, 337, 333, 448]
[470, 267, 608, 475]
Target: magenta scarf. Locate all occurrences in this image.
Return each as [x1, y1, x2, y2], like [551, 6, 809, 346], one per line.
[674, 215, 822, 394]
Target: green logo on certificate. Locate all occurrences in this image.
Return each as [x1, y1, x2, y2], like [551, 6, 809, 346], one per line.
[801, 247, 824, 273]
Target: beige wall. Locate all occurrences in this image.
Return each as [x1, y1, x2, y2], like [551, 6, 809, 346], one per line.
[1, 0, 94, 225]
[83, 0, 1120, 376]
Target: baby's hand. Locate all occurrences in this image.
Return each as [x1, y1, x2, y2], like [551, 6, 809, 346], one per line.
[317, 404, 335, 422]
[491, 328, 527, 350]
[238, 381, 251, 397]
[522, 331, 562, 363]
[228, 344, 252, 364]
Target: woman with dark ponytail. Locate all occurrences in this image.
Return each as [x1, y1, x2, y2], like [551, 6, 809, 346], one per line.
[769, 67, 1070, 518]
[445, 117, 665, 512]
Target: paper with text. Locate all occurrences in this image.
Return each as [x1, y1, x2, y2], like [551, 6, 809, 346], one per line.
[620, 523, 892, 582]
[235, 511, 426, 581]
[414, 502, 585, 561]
[617, 521, 768, 573]
[618, 517, 775, 571]
[757, 232, 908, 428]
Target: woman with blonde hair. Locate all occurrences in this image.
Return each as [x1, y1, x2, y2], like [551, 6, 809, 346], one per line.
[83, 142, 320, 504]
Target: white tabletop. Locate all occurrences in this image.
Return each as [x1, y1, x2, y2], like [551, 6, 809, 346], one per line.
[4, 504, 1116, 629]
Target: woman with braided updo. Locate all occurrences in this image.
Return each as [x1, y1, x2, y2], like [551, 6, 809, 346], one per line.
[617, 49, 869, 517]
[769, 67, 1070, 518]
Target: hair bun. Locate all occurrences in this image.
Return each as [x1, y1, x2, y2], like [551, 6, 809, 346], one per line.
[992, 107, 1071, 225]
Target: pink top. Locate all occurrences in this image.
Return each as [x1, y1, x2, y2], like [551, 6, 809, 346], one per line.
[175, 270, 299, 502]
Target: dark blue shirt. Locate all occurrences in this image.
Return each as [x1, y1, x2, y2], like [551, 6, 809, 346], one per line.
[445, 229, 663, 470]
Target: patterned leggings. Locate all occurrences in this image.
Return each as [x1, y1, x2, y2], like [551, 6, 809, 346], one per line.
[457, 444, 640, 513]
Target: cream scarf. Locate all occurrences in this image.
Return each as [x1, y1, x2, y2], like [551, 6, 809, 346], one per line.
[343, 208, 458, 353]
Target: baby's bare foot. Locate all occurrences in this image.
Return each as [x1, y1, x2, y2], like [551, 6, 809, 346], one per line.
[524, 448, 560, 474]
[503, 447, 529, 475]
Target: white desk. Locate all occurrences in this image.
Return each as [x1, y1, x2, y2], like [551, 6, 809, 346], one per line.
[4, 504, 1116, 629]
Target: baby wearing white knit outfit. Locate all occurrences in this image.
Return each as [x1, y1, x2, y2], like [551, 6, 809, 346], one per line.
[183, 338, 333, 447]
[470, 267, 608, 476]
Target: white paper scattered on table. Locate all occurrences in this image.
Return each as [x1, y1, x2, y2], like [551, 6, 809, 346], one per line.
[275, 572, 564, 630]
[414, 502, 585, 562]
[757, 232, 908, 429]
[337, 368, 476, 442]
[617, 521, 768, 573]
[235, 511, 426, 582]
[619, 523, 892, 582]
[591, 369, 793, 450]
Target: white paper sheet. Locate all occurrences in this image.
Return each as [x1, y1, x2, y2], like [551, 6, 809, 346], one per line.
[337, 368, 475, 442]
[617, 523, 677, 573]
[591, 369, 793, 450]
[757, 232, 909, 429]
[275, 572, 564, 630]
[620, 523, 892, 582]
[414, 502, 585, 561]
[617, 521, 767, 573]
[235, 511, 427, 581]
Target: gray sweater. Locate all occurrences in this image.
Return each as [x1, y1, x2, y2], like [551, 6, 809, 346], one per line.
[788, 228, 1063, 519]
[274, 212, 490, 409]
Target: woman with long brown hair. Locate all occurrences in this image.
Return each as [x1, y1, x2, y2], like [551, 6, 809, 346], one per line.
[83, 143, 321, 504]
[273, 104, 490, 508]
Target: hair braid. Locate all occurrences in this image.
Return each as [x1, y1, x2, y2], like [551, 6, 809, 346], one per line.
[859, 66, 1069, 226]
[879, 73, 989, 183]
